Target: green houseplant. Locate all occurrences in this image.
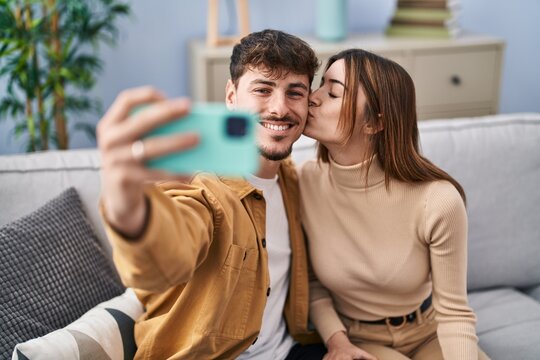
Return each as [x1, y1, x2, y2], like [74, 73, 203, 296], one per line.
[0, 0, 130, 152]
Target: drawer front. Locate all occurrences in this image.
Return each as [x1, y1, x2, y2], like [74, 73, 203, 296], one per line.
[418, 107, 494, 121]
[209, 60, 230, 102]
[413, 49, 498, 107]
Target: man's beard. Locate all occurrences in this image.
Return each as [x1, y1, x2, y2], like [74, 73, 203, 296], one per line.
[258, 114, 297, 161]
[258, 143, 293, 161]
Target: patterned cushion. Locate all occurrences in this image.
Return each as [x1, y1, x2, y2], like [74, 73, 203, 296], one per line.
[0, 188, 125, 358]
[12, 288, 144, 360]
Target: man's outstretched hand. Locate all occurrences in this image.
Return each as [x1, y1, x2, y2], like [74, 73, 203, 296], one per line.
[98, 86, 199, 237]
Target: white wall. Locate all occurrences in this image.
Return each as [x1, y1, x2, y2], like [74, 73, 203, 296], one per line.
[1, 0, 539, 153]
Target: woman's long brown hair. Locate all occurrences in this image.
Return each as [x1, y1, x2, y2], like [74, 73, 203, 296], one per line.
[317, 49, 466, 203]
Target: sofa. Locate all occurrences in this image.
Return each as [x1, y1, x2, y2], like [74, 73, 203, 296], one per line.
[1, 113, 539, 359]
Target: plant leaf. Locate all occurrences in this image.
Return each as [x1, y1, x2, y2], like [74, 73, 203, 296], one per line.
[74, 121, 96, 142]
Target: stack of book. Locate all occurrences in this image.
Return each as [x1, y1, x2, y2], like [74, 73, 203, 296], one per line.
[386, 0, 461, 38]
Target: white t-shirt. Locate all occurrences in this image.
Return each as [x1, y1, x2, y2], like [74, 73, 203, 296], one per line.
[237, 174, 296, 360]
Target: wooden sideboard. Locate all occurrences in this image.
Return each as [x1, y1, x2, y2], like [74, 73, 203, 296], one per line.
[189, 33, 505, 120]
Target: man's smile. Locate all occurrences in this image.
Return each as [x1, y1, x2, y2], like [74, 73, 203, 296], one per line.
[260, 121, 294, 132]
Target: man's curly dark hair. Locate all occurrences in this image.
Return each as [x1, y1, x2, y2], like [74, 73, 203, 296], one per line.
[230, 29, 319, 87]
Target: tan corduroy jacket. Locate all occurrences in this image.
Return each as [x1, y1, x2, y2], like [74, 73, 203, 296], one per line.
[101, 159, 319, 359]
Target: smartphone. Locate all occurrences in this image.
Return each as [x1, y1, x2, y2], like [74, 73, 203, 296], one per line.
[142, 103, 259, 176]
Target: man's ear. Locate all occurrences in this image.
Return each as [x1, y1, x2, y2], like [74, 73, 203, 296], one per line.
[225, 79, 236, 110]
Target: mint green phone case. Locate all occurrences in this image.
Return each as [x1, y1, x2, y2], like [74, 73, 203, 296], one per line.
[144, 103, 259, 176]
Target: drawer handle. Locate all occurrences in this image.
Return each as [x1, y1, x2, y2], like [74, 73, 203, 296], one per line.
[451, 75, 461, 86]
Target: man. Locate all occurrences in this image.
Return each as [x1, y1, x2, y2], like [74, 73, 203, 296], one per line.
[98, 30, 325, 359]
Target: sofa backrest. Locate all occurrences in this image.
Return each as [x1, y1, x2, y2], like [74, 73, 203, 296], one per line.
[0, 149, 109, 256]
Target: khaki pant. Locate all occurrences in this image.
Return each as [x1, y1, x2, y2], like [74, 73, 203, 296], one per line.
[341, 306, 490, 360]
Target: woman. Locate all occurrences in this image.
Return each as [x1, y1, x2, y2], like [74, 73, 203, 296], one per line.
[299, 49, 488, 360]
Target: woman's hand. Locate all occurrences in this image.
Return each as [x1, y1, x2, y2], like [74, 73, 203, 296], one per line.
[324, 331, 377, 360]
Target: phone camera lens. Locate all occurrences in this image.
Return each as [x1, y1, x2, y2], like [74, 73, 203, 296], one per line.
[226, 116, 248, 137]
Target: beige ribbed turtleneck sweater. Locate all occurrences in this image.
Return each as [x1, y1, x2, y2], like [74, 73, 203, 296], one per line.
[299, 157, 479, 359]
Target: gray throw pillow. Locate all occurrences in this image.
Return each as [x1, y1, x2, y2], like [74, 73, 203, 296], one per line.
[0, 188, 124, 358]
